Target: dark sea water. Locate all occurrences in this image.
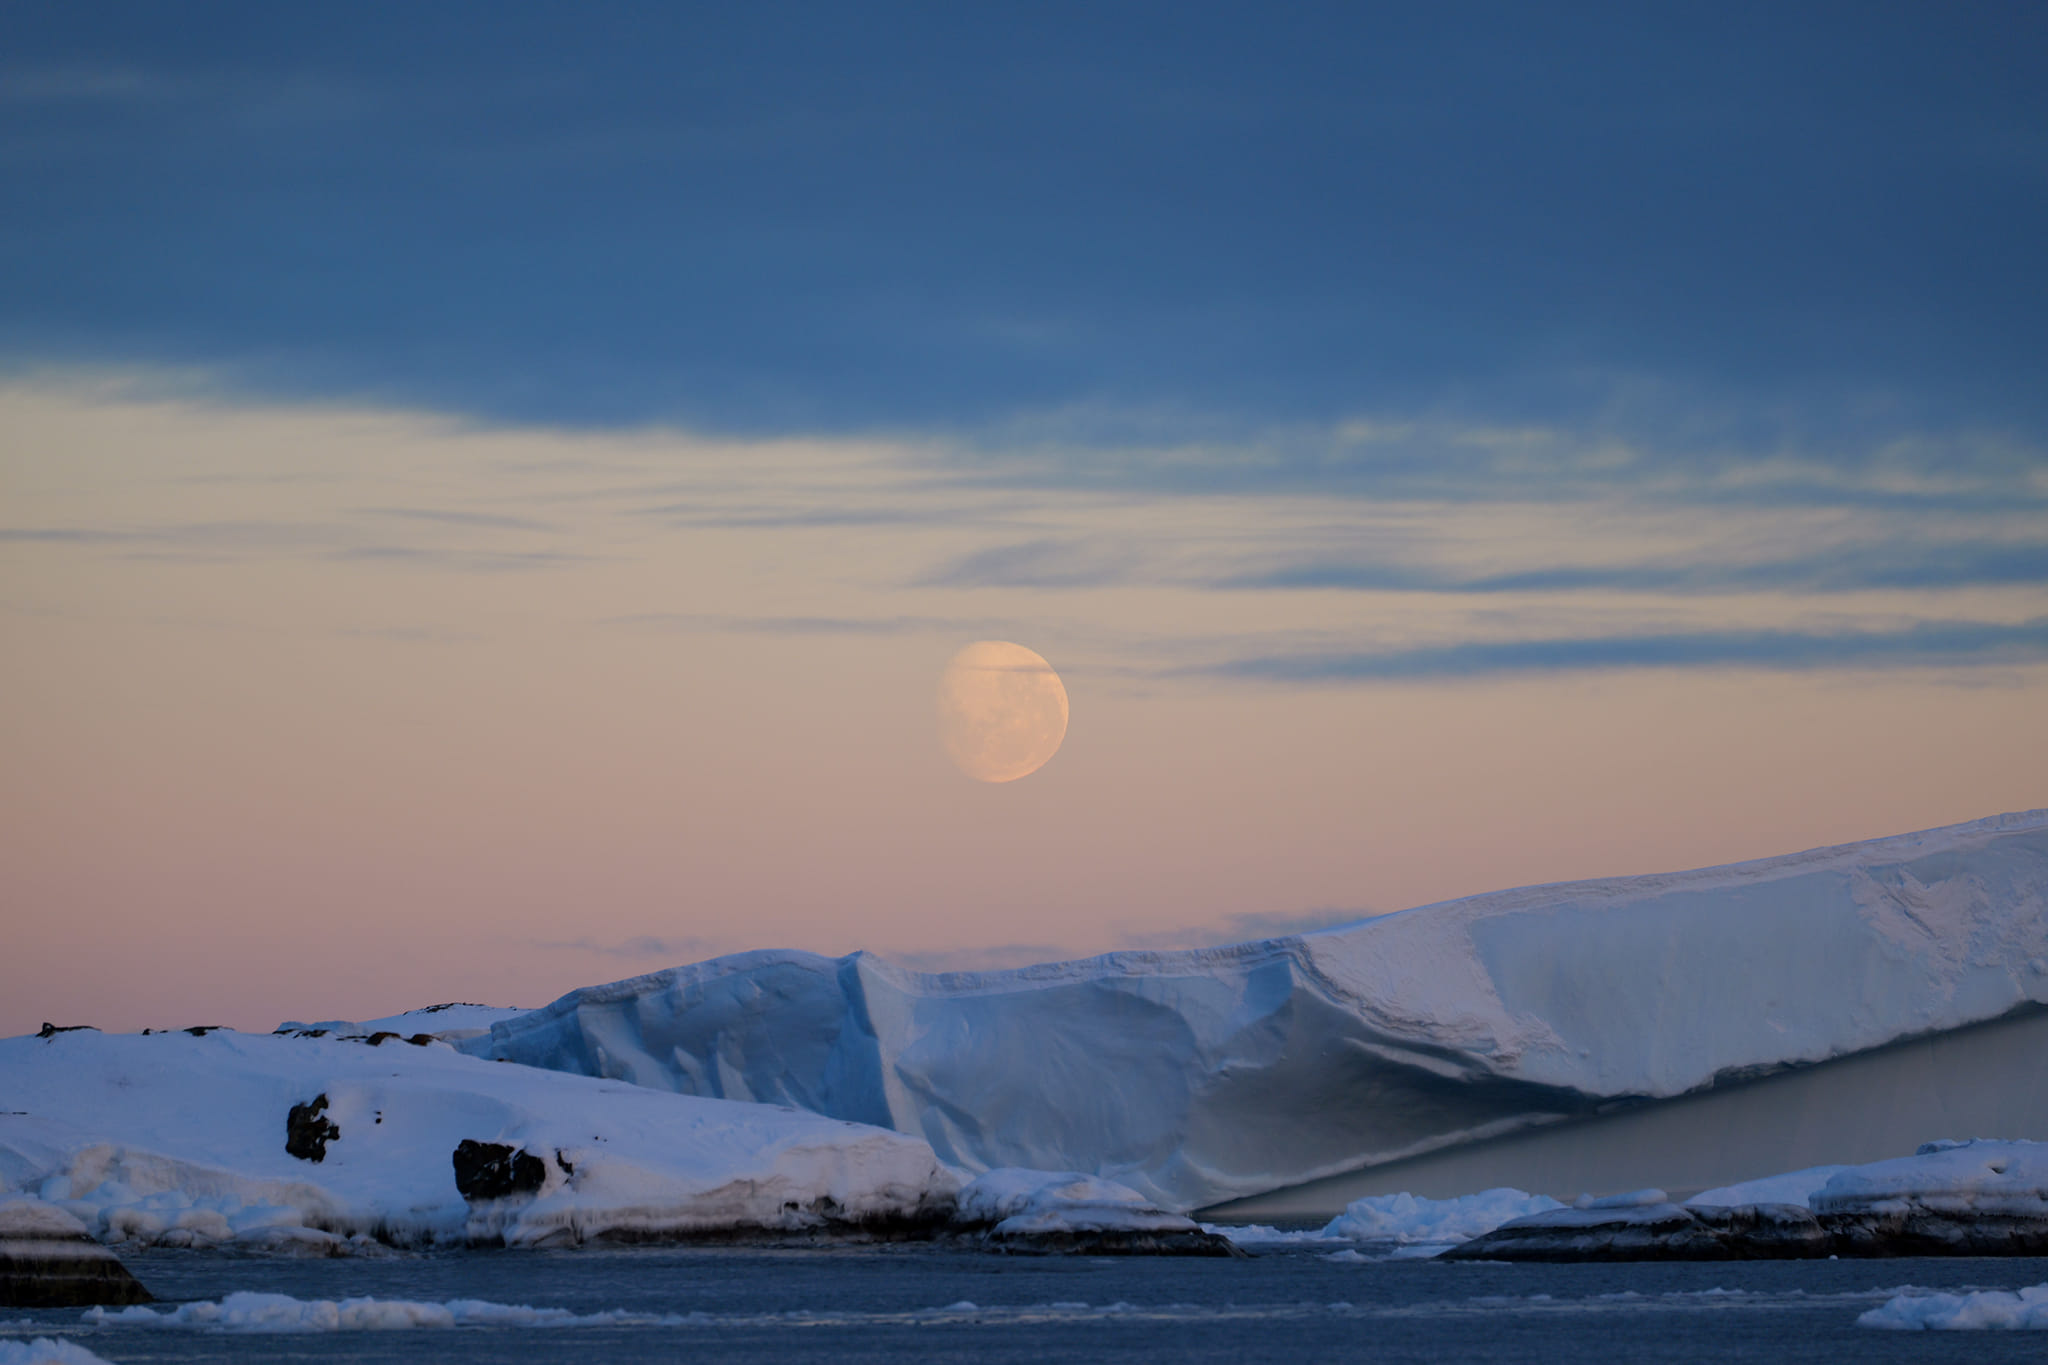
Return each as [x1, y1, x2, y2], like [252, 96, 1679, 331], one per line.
[7, 1246, 2047, 1364]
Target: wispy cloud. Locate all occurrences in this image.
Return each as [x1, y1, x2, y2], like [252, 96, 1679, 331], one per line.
[353, 506, 557, 532]
[915, 537, 1142, 590]
[1214, 541, 2048, 596]
[1202, 617, 2048, 683]
[602, 612, 984, 636]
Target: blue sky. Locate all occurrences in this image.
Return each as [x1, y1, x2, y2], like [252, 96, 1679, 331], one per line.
[5, 1, 2045, 453]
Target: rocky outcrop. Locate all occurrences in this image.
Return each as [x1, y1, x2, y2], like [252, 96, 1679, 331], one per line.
[285, 1094, 339, 1162]
[1441, 1182, 2048, 1261]
[451, 1141, 547, 1202]
[0, 1198, 153, 1308]
[1440, 1193, 1829, 1261]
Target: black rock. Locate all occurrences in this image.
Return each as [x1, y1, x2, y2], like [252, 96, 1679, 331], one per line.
[36, 1023, 96, 1038]
[984, 1227, 1247, 1257]
[452, 1140, 548, 1201]
[1439, 1200, 2048, 1261]
[0, 1201, 154, 1308]
[285, 1094, 340, 1163]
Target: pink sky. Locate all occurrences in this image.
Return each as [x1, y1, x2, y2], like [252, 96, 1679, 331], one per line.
[3, 376, 2044, 1037]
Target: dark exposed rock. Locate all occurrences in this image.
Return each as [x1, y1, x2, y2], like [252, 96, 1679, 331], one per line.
[1822, 1209, 2048, 1257]
[406, 1033, 436, 1047]
[1, 1200, 154, 1308]
[37, 1023, 96, 1038]
[452, 1140, 548, 1201]
[182, 1026, 225, 1036]
[983, 1227, 1247, 1257]
[1440, 1200, 2048, 1261]
[364, 1031, 403, 1046]
[285, 1094, 340, 1163]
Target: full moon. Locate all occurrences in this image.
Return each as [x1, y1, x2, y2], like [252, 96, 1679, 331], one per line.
[936, 641, 1070, 783]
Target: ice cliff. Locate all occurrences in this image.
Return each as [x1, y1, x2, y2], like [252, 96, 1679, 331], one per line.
[464, 809, 2048, 1210]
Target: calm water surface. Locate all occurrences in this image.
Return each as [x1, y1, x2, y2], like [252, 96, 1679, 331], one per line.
[6, 1245, 2046, 1363]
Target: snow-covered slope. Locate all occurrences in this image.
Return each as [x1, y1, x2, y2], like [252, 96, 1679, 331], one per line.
[0, 1029, 949, 1247]
[274, 1003, 527, 1044]
[463, 810, 2048, 1210]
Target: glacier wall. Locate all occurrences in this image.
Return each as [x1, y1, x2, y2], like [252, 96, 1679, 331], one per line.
[466, 810, 2048, 1211]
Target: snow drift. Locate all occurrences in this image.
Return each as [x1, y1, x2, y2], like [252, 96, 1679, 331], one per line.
[463, 810, 2048, 1209]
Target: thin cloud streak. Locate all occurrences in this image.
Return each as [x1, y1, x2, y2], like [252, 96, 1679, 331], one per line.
[1202, 618, 2048, 684]
[1217, 542, 2048, 596]
[602, 612, 987, 637]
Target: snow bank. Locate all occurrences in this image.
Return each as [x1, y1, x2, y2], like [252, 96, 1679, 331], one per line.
[1859, 1283, 2048, 1330]
[462, 810, 2048, 1209]
[0, 1028, 950, 1248]
[0, 1340, 112, 1365]
[1813, 1139, 2048, 1219]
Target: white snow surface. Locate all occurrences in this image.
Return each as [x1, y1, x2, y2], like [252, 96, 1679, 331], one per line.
[274, 1003, 527, 1044]
[0, 1341, 112, 1365]
[1687, 1165, 1851, 1208]
[0, 1028, 950, 1247]
[0, 1195, 94, 1240]
[1858, 1283, 2048, 1330]
[1492, 1188, 1696, 1232]
[460, 810, 2048, 1209]
[1813, 1139, 2048, 1217]
[955, 1169, 1197, 1236]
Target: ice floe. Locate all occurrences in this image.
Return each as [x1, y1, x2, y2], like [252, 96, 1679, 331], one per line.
[954, 1169, 1239, 1255]
[85, 1291, 660, 1331]
[1858, 1283, 2048, 1329]
[0, 1340, 112, 1365]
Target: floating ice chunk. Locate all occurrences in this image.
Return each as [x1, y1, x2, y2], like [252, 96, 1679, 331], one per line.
[1322, 1188, 1563, 1244]
[1858, 1283, 2048, 1329]
[1198, 1221, 1343, 1246]
[83, 1291, 658, 1331]
[0, 1340, 115, 1365]
[956, 1169, 1195, 1235]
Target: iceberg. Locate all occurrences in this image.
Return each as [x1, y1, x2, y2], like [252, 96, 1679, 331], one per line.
[460, 810, 2048, 1211]
[1859, 1283, 2048, 1330]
